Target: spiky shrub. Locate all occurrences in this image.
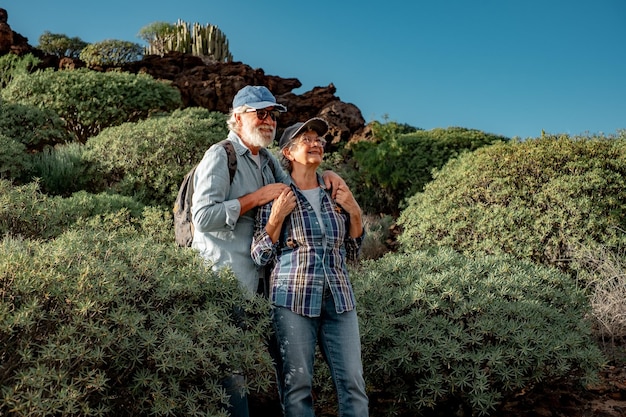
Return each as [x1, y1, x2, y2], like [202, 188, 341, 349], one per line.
[398, 133, 626, 273]
[360, 213, 396, 260]
[351, 248, 603, 416]
[571, 242, 626, 344]
[349, 124, 508, 215]
[29, 143, 88, 195]
[0, 52, 39, 89]
[0, 214, 274, 417]
[1, 69, 182, 143]
[83, 108, 229, 208]
[141, 20, 233, 62]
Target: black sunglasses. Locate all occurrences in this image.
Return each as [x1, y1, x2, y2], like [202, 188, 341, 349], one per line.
[245, 108, 281, 121]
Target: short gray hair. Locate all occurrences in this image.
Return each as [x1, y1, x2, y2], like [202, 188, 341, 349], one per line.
[278, 130, 308, 173]
[279, 151, 292, 173]
[227, 105, 249, 132]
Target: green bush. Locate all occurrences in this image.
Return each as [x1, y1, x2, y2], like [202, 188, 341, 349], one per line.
[0, 53, 39, 89]
[398, 134, 626, 273]
[0, 101, 70, 152]
[1, 69, 181, 142]
[351, 248, 603, 416]
[0, 135, 31, 182]
[136, 205, 178, 245]
[83, 108, 229, 207]
[79, 39, 143, 67]
[37, 31, 88, 58]
[350, 124, 508, 215]
[0, 217, 273, 417]
[0, 179, 147, 241]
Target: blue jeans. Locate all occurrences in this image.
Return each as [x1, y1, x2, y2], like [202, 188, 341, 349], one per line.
[222, 373, 249, 417]
[271, 292, 369, 417]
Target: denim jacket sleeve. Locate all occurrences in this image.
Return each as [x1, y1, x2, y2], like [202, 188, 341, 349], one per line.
[191, 144, 241, 233]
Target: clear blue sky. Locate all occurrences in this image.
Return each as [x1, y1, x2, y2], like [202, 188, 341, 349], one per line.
[5, 0, 625, 139]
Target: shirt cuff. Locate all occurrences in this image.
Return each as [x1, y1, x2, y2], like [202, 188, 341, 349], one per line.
[224, 199, 241, 229]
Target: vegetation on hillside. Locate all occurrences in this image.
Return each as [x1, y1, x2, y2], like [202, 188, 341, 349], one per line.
[36, 31, 88, 58]
[0, 50, 623, 417]
[2, 68, 181, 142]
[138, 20, 233, 62]
[346, 122, 509, 215]
[397, 133, 626, 274]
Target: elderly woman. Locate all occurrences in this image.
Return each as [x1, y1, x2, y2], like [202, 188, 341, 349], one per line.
[251, 118, 368, 417]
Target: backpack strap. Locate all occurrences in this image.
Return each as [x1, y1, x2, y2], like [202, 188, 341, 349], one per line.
[218, 139, 279, 185]
[259, 147, 280, 182]
[219, 139, 237, 184]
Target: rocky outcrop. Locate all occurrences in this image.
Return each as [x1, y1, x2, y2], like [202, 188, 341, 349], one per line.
[0, 8, 366, 147]
[0, 8, 58, 66]
[120, 52, 366, 147]
[0, 8, 33, 56]
[0, 8, 14, 53]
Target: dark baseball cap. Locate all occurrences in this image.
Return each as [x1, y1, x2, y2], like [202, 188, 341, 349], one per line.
[279, 118, 329, 149]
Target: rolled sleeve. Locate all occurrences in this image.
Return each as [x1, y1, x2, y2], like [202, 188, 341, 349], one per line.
[192, 146, 240, 233]
[345, 229, 365, 263]
[251, 230, 276, 267]
[223, 199, 241, 229]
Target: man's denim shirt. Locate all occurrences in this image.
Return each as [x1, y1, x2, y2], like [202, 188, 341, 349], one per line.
[191, 131, 289, 295]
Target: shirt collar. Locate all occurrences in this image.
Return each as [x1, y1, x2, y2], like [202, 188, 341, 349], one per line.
[228, 131, 252, 157]
[288, 173, 327, 190]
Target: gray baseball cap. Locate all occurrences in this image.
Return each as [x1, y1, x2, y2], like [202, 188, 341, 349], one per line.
[279, 118, 329, 149]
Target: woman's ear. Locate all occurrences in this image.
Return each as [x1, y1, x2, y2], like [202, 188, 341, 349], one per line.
[282, 147, 293, 160]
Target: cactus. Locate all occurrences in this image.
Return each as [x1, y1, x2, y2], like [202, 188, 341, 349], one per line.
[144, 19, 233, 62]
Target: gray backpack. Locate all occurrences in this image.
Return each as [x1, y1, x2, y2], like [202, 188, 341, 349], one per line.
[173, 140, 237, 247]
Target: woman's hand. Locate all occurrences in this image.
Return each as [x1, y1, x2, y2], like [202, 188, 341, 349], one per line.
[334, 185, 360, 216]
[270, 188, 296, 223]
[334, 185, 364, 238]
[321, 170, 347, 199]
[266, 188, 296, 243]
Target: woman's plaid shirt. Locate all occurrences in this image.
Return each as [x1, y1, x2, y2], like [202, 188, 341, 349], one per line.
[251, 178, 363, 317]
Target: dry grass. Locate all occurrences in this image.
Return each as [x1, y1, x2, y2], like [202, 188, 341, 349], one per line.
[359, 214, 396, 260]
[573, 244, 626, 342]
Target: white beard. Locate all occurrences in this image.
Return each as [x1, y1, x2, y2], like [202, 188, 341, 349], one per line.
[242, 122, 275, 148]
